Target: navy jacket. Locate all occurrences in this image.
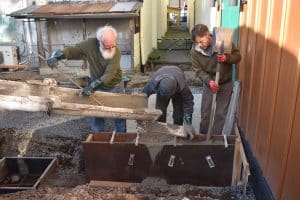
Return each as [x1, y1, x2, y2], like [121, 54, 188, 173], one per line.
[142, 66, 194, 115]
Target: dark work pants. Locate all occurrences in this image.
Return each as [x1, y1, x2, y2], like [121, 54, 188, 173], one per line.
[200, 81, 232, 135]
[156, 93, 184, 125]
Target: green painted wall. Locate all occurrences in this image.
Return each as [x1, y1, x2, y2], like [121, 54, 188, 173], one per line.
[221, 0, 240, 45]
[221, 0, 240, 81]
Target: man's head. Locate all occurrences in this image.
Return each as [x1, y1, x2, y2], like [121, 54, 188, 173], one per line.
[96, 25, 117, 59]
[158, 77, 177, 97]
[192, 24, 212, 50]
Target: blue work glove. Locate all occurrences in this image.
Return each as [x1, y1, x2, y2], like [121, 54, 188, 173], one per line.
[47, 49, 64, 69]
[183, 113, 195, 140]
[80, 79, 103, 96]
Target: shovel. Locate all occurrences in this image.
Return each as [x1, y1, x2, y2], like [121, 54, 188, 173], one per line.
[206, 40, 224, 141]
[206, 27, 234, 141]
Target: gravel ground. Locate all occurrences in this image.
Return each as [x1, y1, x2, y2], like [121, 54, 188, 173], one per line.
[0, 70, 256, 199]
[0, 110, 256, 200]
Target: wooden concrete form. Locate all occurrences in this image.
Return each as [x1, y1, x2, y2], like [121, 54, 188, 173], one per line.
[0, 157, 57, 192]
[0, 79, 161, 121]
[83, 132, 249, 188]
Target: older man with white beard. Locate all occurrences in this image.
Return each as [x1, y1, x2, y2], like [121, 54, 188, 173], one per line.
[47, 25, 126, 133]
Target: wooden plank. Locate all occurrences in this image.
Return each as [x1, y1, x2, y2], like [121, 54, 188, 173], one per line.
[246, 0, 269, 151]
[237, 1, 249, 121]
[0, 64, 28, 70]
[281, 50, 300, 200]
[242, 164, 250, 195]
[266, 0, 300, 197]
[233, 124, 250, 191]
[0, 95, 51, 112]
[244, 0, 262, 144]
[0, 79, 162, 121]
[89, 180, 136, 188]
[231, 138, 242, 186]
[255, 0, 285, 174]
[239, 0, 257, 136]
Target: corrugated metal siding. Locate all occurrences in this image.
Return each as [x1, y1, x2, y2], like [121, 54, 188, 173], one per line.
[32, 3, 115, 14]
[238, 0, 300, 199]
[10, 2, 142, 18]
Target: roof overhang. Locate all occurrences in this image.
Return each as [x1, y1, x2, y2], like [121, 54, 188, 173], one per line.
[9, 2, 141, 19]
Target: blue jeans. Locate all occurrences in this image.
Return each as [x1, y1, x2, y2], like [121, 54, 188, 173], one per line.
[91, 81, 126, 133]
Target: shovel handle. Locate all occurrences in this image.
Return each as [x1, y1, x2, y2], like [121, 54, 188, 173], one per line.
[206, 40, 224, 141]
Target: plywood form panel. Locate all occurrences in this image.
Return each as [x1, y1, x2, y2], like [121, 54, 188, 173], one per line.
[255, 0, 285, 173]
[281, 58, 300, 200]
[246, 0, 269, 150]
[266, 0, 300, 198]
[239, 0, 257, 137]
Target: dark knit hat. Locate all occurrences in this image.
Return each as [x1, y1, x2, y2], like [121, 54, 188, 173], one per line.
[158, 77, 177, 96]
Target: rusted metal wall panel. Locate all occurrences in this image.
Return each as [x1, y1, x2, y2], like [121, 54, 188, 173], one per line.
[238, 0, 300, 198]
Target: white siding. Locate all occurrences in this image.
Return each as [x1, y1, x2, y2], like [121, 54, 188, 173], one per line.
[157, 0, 168, 40]
[140, 0, 156, 65]
[194, 0, 220, 31]
[152, 0, 158, 48]
[187, 0, 195, 33]
[133, 33, 140, 71]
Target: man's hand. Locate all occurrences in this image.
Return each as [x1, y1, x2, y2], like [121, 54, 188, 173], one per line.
[47, 49, 64, 69]
[183, 124, 195, 140]
[183, 113, 195, 140]
[209, 80, 219, 93]
[217, 54, 227, 63]
[79, 79, 103, 96]
[80, 86, 93, 96]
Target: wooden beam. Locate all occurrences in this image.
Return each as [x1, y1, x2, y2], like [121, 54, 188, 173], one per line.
[0, 79, 162, 120]
[0, 65, 28, 70]
[231, 138, 242, 186]
[89, 180, 136, 188]
[234, 123, 251, 195]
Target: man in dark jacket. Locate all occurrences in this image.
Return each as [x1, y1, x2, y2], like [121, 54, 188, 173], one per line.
[47, 25, 126, 133]
[191, 24, 241, 135]
[142, 66, 195, 138]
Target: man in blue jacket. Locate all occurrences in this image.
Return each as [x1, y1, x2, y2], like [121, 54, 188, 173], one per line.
[142, 66, 195, 139]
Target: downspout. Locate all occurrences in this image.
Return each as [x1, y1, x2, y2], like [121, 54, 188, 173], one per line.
[82, 19, 88, 70]
[35, 18, 45, 66]
[139, 11, 144, 73]
[193, 0, 196, 27]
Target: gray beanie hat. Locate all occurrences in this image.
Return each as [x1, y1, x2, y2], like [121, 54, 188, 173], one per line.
[158, 77, 177, 96]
